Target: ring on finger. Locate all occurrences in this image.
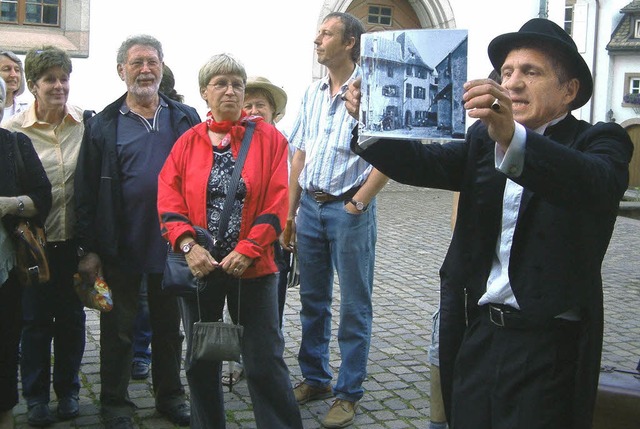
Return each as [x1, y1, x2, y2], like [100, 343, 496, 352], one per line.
[491, 98, 501, 112]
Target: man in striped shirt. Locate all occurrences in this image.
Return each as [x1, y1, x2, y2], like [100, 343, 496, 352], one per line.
[282, 11, 388, 429]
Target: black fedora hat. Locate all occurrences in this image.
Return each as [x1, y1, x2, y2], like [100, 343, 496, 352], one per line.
[488, 18, 593, 109]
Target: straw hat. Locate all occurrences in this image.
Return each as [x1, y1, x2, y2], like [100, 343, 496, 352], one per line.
[245, 76, 287, 122]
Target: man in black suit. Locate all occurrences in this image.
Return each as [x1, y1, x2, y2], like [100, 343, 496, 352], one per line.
[344, 19, 633, 429]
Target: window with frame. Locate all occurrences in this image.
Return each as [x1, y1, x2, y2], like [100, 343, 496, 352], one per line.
[635, 19, 640, 39]
[564, 6, 574, 36]
[406, 65, 412, 76]
[387, 65, 393, 78]
[622, 73, 640, 105]
[415, 67, 428, 79]
[0, 0, 60, 26]
[382, 85, 399, 97]
[0, 0, 89, 57]
[413, 86, 426, 100]
[368, 5, 392, 26]
[405, 83, 412, 98]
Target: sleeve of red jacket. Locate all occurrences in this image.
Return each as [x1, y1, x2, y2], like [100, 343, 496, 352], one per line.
[157, 135, 196, 251]
[234, 127, 289, 259]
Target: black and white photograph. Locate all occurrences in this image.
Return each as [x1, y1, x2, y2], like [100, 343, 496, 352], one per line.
[358, 28, 468, 145]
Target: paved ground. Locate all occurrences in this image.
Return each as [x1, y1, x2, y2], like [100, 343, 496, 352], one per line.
[12, 182, 640, 428]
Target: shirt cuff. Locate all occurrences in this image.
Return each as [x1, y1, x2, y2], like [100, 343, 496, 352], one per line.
[496, 122, 526, 177]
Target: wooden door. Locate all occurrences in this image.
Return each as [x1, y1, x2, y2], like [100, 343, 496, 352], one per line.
[626, 124, 640, 188]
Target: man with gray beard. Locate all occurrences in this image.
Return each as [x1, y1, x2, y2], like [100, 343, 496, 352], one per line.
[74, 35, 200, 429]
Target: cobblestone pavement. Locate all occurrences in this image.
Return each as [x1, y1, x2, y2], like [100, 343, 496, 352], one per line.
[12, 182, 640, 428]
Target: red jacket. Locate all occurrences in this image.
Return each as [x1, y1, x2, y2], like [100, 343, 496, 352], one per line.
[157, 121, 289, 278]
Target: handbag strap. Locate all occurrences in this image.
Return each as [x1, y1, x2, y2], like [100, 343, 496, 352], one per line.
[195, 278, 242, 325]
[215, 120, 255, 247]
[195, 121, 255, 324]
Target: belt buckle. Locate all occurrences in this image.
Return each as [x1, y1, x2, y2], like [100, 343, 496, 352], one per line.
[313, 190, 327, 203]
[489, 305, 506, 327]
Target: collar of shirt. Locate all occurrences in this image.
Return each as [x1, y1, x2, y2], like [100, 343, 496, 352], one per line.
[119, 97, 168, 132]
[20, 102, 83, 128]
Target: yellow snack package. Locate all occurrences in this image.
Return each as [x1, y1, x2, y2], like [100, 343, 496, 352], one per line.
[73, 273, 113, 312]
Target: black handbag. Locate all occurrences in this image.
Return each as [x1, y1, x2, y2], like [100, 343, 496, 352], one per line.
[161, 226, 214, 296]
[161, 121, 256, 296]
[191, 280, 243, 362]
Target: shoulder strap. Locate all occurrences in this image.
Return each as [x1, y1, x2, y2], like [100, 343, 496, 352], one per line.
[215, 121, 256, 246]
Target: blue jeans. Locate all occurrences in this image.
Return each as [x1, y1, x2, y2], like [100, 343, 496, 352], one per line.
[179, 272, 302, 429]
[296, 193, 376, 402]
[21, 241, 86, 406]
[133, 278, 152, 365]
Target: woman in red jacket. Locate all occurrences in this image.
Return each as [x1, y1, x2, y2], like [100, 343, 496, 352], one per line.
[157, 53, 302, 429]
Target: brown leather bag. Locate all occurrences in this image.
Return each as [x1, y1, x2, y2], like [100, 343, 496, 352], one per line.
[13, 219, 50, 286]
[592, 365, 640, 429]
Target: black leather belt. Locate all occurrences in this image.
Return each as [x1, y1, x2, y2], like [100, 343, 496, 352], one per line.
[485, 304, 578, 330]
[487, 304, 530, 329]
[308, 186, 360, 203]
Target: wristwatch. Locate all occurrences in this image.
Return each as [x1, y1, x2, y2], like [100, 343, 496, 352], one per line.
[349, 199, 367, 212]
[181, 241, 197, 254]
[16, 197, 24, 214]
[77, 246, 87, 258]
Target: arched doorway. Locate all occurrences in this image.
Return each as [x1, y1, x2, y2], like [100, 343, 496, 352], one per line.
[312, 0, 456, 80]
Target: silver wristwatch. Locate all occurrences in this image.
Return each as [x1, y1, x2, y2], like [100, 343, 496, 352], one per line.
[16, 197, 24, 214]
[349, 199, 367, 212]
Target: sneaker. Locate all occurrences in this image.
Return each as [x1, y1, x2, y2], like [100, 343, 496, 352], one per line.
[27, 403, 54, 427]
[131, 361, 150, 380]
[293, 380, 333, 404]
[321, 399, 358, 428]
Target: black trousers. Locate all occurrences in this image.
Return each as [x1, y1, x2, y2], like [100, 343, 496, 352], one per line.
[0, 272, 22, 412]
[450, 311, 580, 429]
[99, 266, 185, 419]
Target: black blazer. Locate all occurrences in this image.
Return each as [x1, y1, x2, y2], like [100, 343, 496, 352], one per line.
[354, 115, 633, 428]
[0, 129, 52, 227]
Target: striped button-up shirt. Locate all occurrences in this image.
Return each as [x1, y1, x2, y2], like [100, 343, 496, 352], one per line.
[288, 65, 372, 195]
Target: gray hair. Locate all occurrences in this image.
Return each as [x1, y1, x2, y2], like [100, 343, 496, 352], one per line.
[0, 78, 6, 120]
[0, 50, 26, 96]
[198, 53, 246, 91]
[117, 34, 164, 64]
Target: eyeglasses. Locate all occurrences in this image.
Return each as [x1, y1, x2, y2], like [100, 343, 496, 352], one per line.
[207, 80, 245, 93]
[127, 59, 161, 69]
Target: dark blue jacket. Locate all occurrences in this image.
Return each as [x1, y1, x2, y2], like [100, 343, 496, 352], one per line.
[74, 93, 201, 260]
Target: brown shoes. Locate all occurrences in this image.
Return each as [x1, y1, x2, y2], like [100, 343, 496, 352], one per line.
[321, 399, 358, 428]
[293, 380, 333, 404]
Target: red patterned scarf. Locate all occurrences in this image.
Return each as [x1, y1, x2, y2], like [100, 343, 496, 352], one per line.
[206, 110, 263, 148]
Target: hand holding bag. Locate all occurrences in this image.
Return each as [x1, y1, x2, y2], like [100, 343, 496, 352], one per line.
[162, 226, 214, 296]
[191, 279, 243, 362]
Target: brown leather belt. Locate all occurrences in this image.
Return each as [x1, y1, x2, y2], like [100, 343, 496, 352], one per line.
[308, 186, 360, 203]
